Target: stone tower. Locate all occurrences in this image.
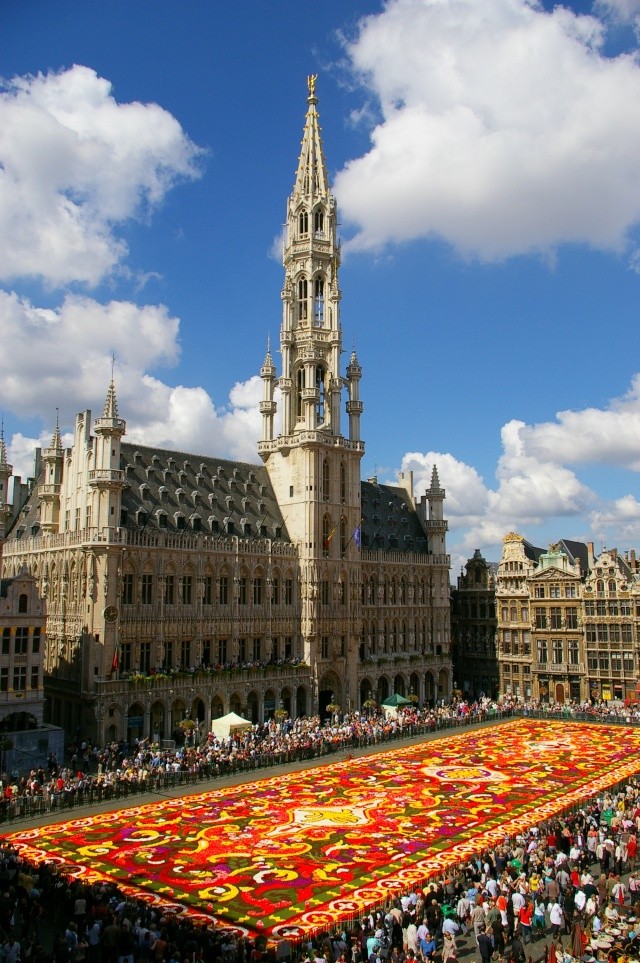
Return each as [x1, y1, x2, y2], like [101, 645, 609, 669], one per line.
[258, 76, 365, 704]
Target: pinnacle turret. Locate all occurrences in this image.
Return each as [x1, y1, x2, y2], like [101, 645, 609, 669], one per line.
[0, 423, 10, 473]
[94, 375, 126, 437]
[102, 379, 119, 419]
[49, 411, 63, 452]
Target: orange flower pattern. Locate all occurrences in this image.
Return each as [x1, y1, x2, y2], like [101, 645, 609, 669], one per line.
[6, 719, 640, 941]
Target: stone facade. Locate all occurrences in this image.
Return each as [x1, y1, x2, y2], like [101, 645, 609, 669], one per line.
[0, 79, 452, 744]
[451, 550, 499, 699]
[496, 533, 640, 704]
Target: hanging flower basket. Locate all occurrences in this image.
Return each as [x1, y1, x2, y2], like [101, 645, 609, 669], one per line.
[274, 708, 288, 720]
[326, 702, 340, 714]
[178, 718, 196, 732]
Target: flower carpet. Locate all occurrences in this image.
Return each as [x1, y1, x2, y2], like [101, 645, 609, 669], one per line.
[6, 719, 640, 941]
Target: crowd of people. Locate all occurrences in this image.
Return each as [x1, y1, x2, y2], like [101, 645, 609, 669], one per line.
[4, 696, 640, 821]
[1, 700, 640, 963]
[1, 761, 640, 963]
[4, 700, 513, 820]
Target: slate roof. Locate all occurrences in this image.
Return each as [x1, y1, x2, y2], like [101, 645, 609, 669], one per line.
[557, 539, 590, 574]
[360, 480, 429, 554]
[6, 442, 430, 555]
[522, 539, 544, 563]
[120, 443, 289, 541]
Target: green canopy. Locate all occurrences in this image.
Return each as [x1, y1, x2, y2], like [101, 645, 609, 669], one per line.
[381, 693, 412, 707]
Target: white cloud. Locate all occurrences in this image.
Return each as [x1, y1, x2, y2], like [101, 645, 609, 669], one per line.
[491, 419, 594, 518]
[392, 365, 640, 571]
[399, 450, 489, 518]
[0, 291, 264, 467]
[595, 0, 640, 25]
[126, 375, 263, 463]
[0, 290, 180, 418]
[337, 0, 640, 260]
[0, 65, 202, 287]
[590, 495, 640, 545]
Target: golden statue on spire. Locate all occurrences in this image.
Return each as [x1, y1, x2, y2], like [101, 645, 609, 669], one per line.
[307, 74, 317, 97]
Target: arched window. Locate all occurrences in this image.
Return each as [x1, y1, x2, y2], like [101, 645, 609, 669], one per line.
[296, 368, 305, 420]
[608, 579, 617, 596]
[322, 514, 331, 556]
[297, 277, 308, 321]
[314, 277, 324, 325]
[322, 459, 330, 501]
[340, 516, 347, 555]
[314, 209, 324, 235]
[299, 210, 308, 236]
[315, 366, 326, 424]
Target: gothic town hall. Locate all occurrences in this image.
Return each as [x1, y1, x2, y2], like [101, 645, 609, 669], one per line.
[0, 79, 452, 744]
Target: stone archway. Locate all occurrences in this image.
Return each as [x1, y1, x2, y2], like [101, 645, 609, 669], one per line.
[319, 670, 342, 722]
[126, 702, 145, 743]
[150, 701, 165, 743]
[376, 676, 390, 703]
[393, 674, 406, 697]
[296, 685, 308, 718]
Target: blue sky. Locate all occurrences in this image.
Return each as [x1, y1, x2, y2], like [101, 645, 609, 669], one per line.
[3, 0, 640, 574]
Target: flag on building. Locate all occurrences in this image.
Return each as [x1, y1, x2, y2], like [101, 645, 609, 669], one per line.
[353, 524, 361, 549]
[109, 639, 120, 678]
[323, 522, 339, 551]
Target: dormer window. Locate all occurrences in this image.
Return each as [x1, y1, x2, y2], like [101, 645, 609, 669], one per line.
[157, 511, 167, 529]
[175, 513, 186, 530]
[191, 514, 202, 532]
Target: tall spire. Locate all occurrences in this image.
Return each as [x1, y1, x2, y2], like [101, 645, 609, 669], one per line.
[293, 74, 330, 200]
[0, 419, 9, 471]
[50, 409, 63, 451]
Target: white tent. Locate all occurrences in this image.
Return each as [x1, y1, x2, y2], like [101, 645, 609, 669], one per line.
[210, 711, 252, 741]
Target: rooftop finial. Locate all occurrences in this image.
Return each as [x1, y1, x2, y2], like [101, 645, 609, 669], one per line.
[307, 74, 317, 99]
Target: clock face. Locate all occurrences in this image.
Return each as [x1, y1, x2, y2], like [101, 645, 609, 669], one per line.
[103, 605, 118, 623]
